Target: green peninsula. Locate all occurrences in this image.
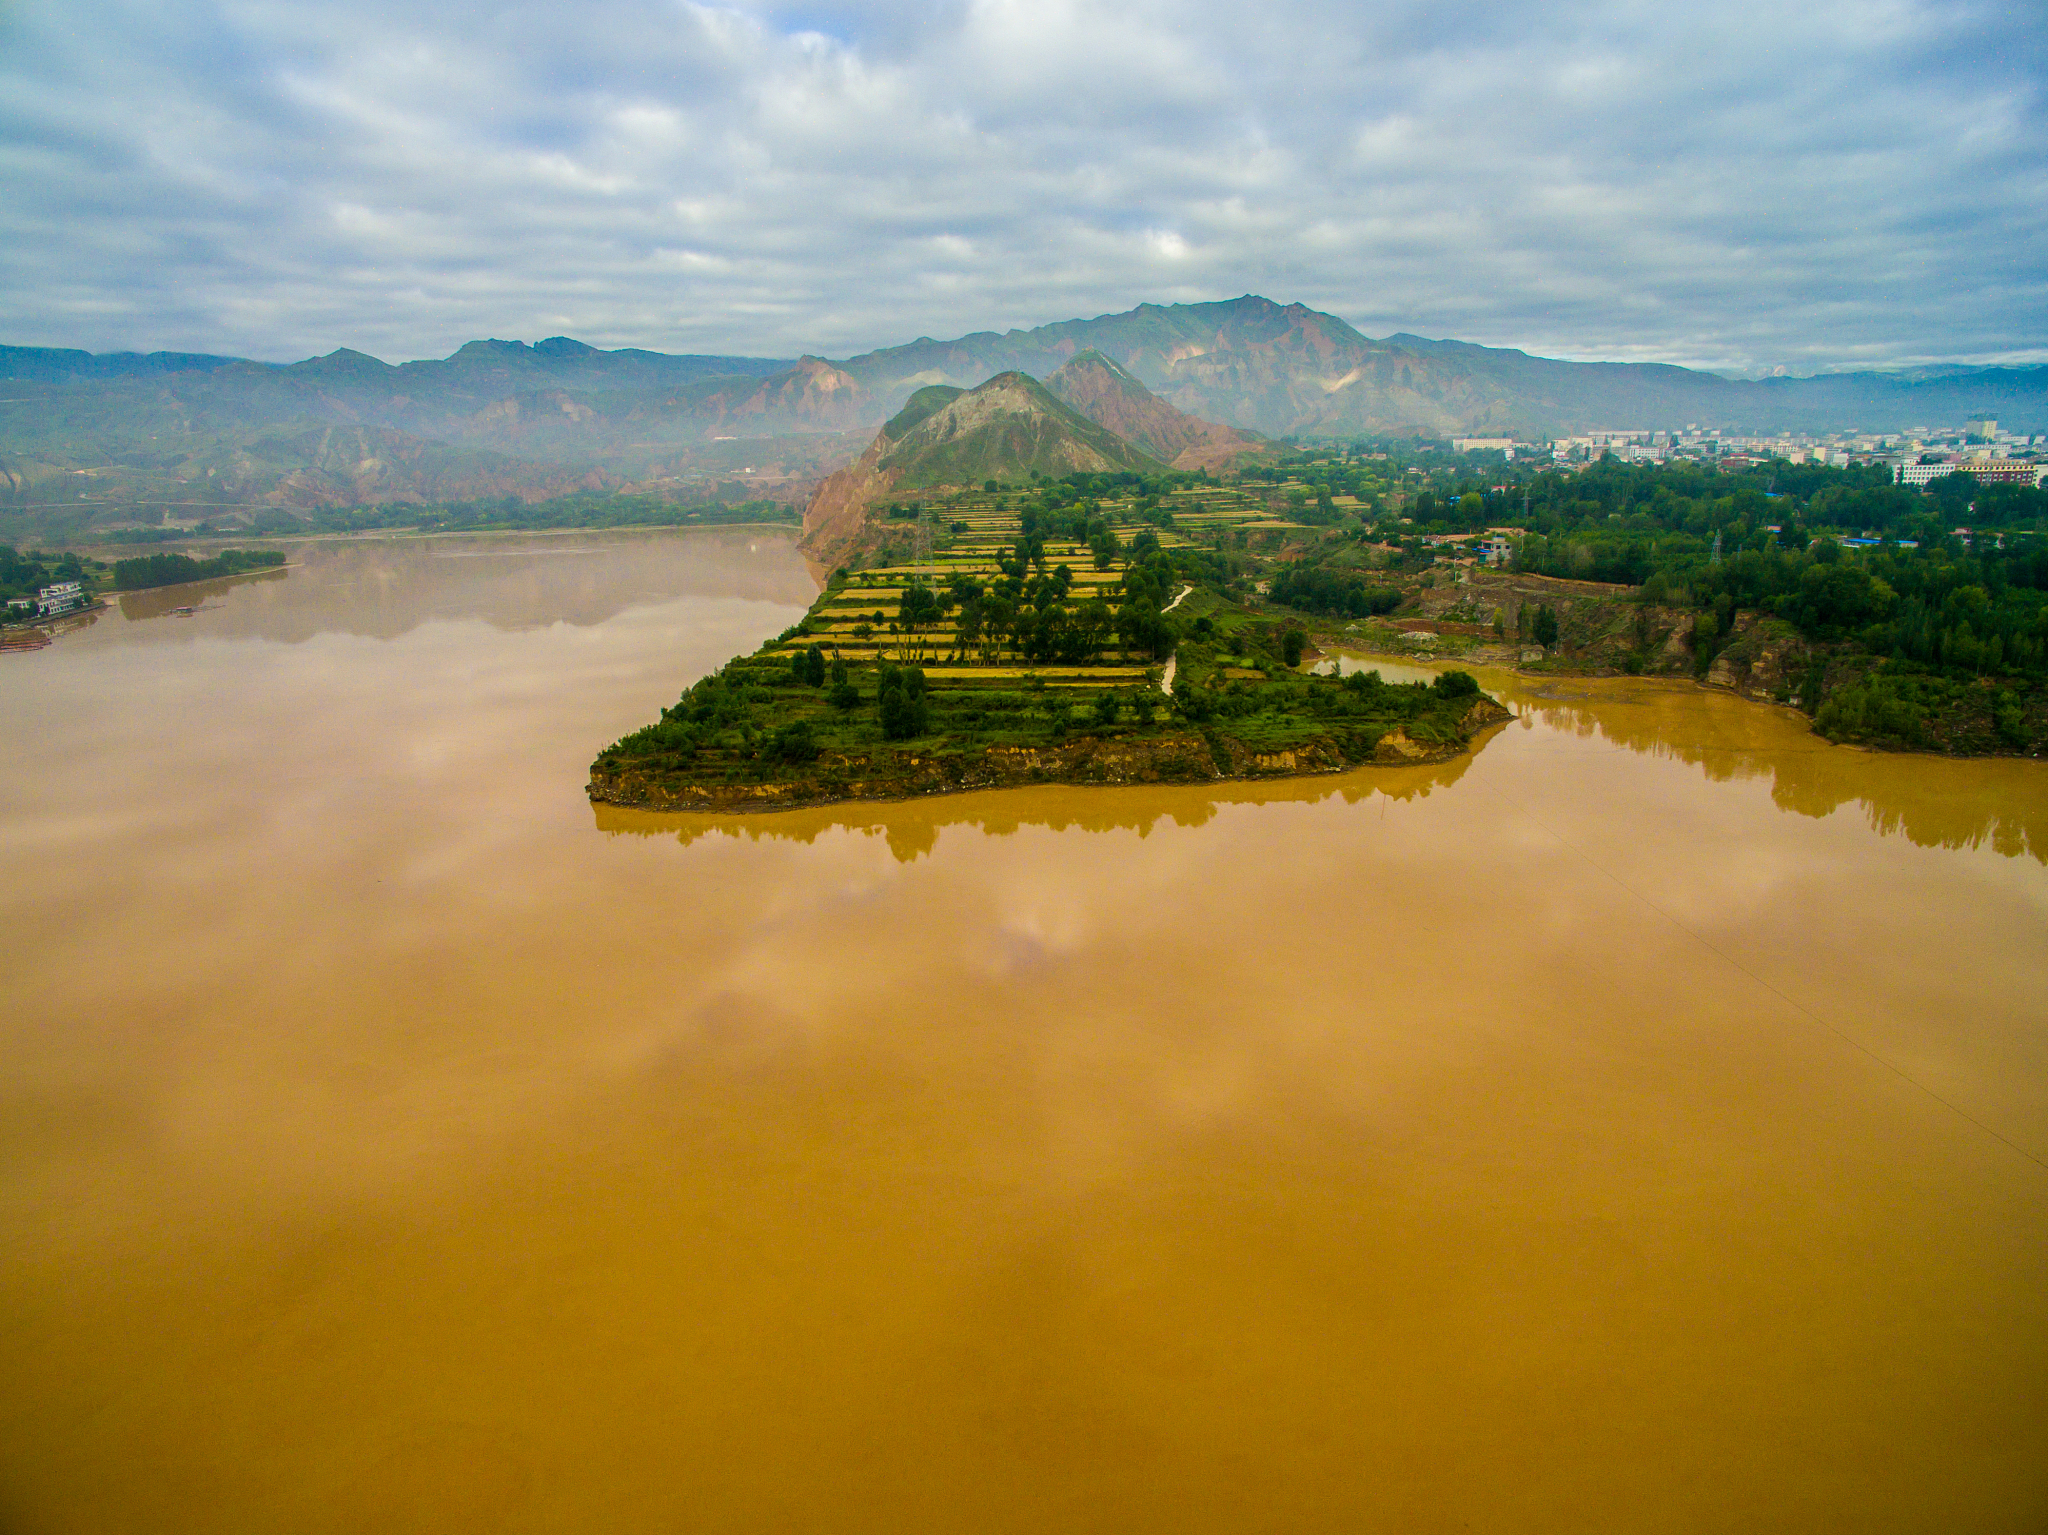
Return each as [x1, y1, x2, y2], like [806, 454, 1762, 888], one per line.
[589, 474, 1509, 812]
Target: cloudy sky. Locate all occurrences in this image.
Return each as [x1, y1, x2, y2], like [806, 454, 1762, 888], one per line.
[2, 0, 2042, 371]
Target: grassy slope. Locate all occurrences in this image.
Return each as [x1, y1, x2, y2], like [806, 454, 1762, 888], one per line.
[878, 374, 1164, 490]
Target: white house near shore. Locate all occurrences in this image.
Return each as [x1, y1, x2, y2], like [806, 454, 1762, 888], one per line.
[34, 581, 84, 616]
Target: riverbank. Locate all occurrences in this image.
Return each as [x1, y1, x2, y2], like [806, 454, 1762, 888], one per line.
[0, 596, 108, 644]
[589, 694, 1513, 813]
[64, 519, 805, 555]
[1304, 592, 2048, 759]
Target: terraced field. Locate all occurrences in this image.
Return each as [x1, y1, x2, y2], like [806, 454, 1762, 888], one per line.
[589, 477, 1510, 810]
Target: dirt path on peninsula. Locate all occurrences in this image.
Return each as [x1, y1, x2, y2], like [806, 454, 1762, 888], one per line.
[1158, 584, 1194, 694]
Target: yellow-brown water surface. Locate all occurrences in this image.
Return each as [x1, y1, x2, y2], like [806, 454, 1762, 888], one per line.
[3, 530, 2046, 1532]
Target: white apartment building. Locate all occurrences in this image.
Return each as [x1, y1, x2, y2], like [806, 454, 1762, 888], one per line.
[1896, 461, 2046, 488]
[36, 581, 84, 615]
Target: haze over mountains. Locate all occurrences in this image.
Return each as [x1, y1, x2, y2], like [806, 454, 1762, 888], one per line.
[1043, 351, 1264, 471]
[800, 370, 1175, 565]
[4, 295, 2044, 524]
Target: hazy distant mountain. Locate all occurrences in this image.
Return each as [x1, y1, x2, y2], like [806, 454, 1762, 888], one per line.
[6, 298, 2045, 529]
[0, 336, 790, 390]
[837, 297, 2048, 437]
[1368, 333, 2048, 437]
[0, 345, 252, 383]
[688, 357, 874, 435]
[839, 297, 1415, 434]
[0, 342, 867, 524]
[1044, 349, 1267, 470]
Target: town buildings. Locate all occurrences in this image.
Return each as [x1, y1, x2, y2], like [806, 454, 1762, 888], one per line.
[1517, 416, 2041, 480]
[1896, 460, 2046, 488]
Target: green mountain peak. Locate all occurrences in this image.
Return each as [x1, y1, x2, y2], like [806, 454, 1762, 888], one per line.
[876, 371, 1163, 488]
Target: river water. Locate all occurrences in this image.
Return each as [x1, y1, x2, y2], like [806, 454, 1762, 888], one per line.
[3, 530, 2045, 1532]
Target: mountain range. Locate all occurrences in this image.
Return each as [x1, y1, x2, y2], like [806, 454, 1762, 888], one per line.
[4, 296, 2043, 526]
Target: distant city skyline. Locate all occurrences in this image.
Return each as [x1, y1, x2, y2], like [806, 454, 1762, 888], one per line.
[2, 0, 2042, 372]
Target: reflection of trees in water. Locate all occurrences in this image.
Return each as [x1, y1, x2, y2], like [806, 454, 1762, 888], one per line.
[1515, 692, 2048, 864]
[1, 607, 100, 649]
[592, 747, 1486, 865]
[104, 530, 816, 645]
[118, 566, 286, 620]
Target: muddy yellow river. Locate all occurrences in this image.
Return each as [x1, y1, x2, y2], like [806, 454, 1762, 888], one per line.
[3, 530, 2044, 1532]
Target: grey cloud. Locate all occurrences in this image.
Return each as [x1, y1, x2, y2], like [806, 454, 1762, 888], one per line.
[0, 0, 2040, 371]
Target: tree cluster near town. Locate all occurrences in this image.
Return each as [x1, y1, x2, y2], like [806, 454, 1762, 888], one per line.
[1250, 443, 2047, 754]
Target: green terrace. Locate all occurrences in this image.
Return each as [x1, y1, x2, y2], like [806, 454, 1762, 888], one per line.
[590, 474, 1507, 808]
